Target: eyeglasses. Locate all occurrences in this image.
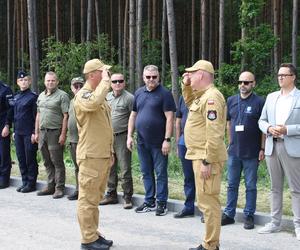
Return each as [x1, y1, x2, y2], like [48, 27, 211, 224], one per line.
[145, 75, 158, 80]
[238, 80, 253, 86]
[111, 79, 124, 84]
[277, 74, 294, 78]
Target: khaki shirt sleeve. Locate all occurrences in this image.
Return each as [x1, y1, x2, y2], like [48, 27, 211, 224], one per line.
[76, 80, 111, 112]
[182, 83, 194, 108]
[202, 95, 226, 163]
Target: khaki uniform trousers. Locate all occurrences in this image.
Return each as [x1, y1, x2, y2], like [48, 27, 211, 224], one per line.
[193, 161, 224, 250]
[77, 157, 111, 243]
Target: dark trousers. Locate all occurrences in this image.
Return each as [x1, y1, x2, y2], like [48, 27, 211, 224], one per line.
[39, 129, 65, 190]
[0, 134, 11, 186]
[70, 142, 79, 191]
[15, 134, 38, 188]
[178, 144, 195, 213]
[107, 132, 133, 199]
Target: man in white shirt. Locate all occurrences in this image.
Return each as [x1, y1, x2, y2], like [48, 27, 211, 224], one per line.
[258, 63, 300, 241]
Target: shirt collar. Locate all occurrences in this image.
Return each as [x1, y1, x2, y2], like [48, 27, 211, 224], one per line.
[280, 87, 296, 97]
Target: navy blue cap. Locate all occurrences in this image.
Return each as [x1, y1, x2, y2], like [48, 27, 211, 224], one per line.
[17, 71, 27, 79]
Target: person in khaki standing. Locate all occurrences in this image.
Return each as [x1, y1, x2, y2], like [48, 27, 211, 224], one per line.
[67, 77, 84, 201]
[182, 60, 227, 250]
[74, 59, 114, 250]
[35, 71, 69, 199]
[100, 73, 134, 209]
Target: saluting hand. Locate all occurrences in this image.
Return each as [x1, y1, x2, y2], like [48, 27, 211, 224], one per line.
[182, 73, 191, 86]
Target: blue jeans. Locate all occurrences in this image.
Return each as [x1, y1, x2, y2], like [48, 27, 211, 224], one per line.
[224, 155, 258, 218]
[178, 144, 195, 213]
[137, 143, 168, 204]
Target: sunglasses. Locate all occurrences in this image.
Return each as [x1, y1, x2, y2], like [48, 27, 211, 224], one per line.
[111, 79, 124, 84]
[238, 80, 253, 86]
[145, 75, 158, 80]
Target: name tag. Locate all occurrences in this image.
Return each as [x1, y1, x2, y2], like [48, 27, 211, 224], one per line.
[235, 125, 244, 132]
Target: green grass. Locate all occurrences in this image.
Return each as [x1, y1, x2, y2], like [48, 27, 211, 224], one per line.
[11, 143, 293, 216]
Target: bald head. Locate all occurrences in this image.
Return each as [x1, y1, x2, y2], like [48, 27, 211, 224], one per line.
[238, 71, 256, 98]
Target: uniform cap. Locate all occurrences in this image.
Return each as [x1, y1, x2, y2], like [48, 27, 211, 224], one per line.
[185, 60, 214, 74]
[71, 77, 84, 85]
[17, 71, 27, 79]
[83, 59, 112, 74]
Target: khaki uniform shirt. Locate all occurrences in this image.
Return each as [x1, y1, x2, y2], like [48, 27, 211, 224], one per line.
[74, 80, 113, 159]
[67, 99, 78, 143]
[183, 84, 227, 163]
[37, 88, 70, 129]
[106, 90, 134, 133]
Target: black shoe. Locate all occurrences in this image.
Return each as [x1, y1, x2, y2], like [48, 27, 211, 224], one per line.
[174, 210, 194, 218]
[189, 244, 219, 250]
[156, 202, 167, 216]
[97, 236, 113, 246]
[135, 202, 156, 213]
[221, 213, 235, 226]
[0, 183, 9, 189]
[37, 187, 55, 196]
[67, 191, 78, 200]
[16, 185, 25, 192]
[21, 186, 36, 193]
[81, 239, 109, 250]
[244, 215, 254, 230]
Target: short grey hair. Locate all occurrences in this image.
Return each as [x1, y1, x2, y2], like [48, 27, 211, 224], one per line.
[143, 65, 159, 74]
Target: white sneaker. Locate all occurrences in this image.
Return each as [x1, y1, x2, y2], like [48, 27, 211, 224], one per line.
[258, 222, 281, 234]
[296, 228, 300, 241]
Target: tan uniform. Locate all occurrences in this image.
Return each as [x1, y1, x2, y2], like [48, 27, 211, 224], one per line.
[183, 84, 227, 250]
[74, 79, 114, 244]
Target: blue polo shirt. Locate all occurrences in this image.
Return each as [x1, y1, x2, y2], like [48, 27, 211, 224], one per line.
[133, 84, 176, 146]
[0, 81, 13, 129]
[13, 89, 37, 135]
[176, 96, 189, 146]
[227, 93, 265, 159]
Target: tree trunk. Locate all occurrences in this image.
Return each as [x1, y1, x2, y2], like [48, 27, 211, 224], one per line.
[136, 0, 143, 88]
[20, 0, 24, 69]
[152, 0, 157, 40]
[191, 0, 195, 64]
[201, 0, 207, 59]
[166, 0, 179, 105]
[129, 0, 135, 92]
[218, 0, 224, 69]
[292, 0, 298, 67]
[27, 0, 39, 93]
[47, 0, 51, 37]
[118, 0, 122, 65]
[7, 0, 11, 84]
[70, 0, 75, 41]
[161, 0, 167, 85]
[86, 0, 92, 42]
[55, 0, 59, 41]
[273, 0, 279, 72]
[122, 0, 129, 76]
[81, 0, 85, 43]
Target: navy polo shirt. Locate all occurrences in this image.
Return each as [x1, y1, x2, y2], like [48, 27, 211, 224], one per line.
[227, 93, 265, 159]
[176, 96, 189, 146]
[13, 89, 37, 135]
[133, 84, 176, 146]
[0, 81, 13, 129]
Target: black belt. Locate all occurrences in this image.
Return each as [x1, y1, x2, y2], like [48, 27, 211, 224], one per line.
[114, 131, 127, 136]
[40, 128, 59, 132]
[273, 137, 284, 142]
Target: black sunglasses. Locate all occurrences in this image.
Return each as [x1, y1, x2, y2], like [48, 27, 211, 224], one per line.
[238, 80, 253, 86]
[111, 79, 124, 84]
[145, 75, 158, 80]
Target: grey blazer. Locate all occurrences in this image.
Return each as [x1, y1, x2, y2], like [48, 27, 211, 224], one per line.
[259, 88, 300, 157]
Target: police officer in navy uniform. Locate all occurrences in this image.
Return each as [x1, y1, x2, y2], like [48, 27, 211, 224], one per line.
[0, 78, 13, 189]
[13, 71, 38, 193]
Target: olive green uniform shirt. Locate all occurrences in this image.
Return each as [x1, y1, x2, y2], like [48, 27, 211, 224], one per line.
[183, 84, 227, 163]
[74, 79, 114, 160]
[68, 99, 79, 143]
[37, 88, 70, 129]
[106, 90, 134, 133]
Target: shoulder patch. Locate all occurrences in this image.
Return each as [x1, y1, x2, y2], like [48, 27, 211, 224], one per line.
[207, 110, 217, 121]
[82, 92, 92, 99]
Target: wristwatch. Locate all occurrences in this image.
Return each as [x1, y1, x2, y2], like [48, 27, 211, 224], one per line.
[202, 159, 210, 166]
[164, 137, 171, 142]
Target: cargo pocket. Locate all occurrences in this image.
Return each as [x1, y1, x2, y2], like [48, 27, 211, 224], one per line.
[79, 166, 99, 190]
[203, 166, 221, 195]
